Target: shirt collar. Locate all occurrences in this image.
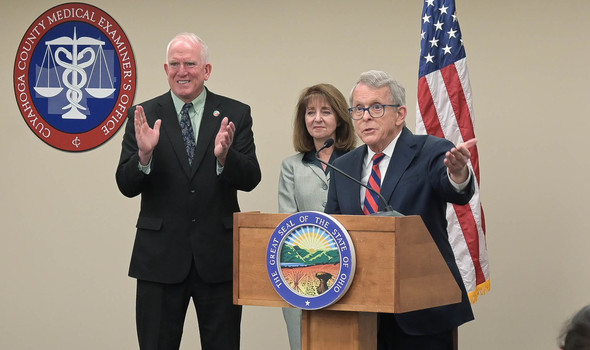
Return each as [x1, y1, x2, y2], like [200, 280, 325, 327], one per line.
[303, 148, 347, 164]
[365, 132, 400, 162]
[170, 88, 207, 117]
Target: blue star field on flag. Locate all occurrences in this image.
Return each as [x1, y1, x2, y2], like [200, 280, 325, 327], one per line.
[419, 0, 466, 78]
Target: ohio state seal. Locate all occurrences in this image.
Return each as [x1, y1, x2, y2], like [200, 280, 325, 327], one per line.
[266, 211, 356, 310]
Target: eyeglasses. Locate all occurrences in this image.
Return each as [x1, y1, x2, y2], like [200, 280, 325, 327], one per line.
[348, 104, 401, 120]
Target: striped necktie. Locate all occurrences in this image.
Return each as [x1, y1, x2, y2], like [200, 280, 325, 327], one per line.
[363, 153, 386, 215]
[179, 103, 196, 165]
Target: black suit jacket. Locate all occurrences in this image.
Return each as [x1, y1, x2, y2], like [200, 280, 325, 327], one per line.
[325, 127, 474, 335]
[116, 88, 261, 284]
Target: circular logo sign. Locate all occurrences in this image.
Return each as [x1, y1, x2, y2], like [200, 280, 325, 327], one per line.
[13, 3, 137, 151]
[266, 211, 356, 310]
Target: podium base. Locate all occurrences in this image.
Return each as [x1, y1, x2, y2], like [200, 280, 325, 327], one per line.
[301, 310, 377, 350]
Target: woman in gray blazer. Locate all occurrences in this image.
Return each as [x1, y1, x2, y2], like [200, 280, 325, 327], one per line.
[278, 84, 356, 350]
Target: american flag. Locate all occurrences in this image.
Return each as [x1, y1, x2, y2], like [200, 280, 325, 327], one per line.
[416, 0, 490, 303]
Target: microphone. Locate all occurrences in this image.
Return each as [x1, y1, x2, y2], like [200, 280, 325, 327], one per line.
[316, 139, 403, 217]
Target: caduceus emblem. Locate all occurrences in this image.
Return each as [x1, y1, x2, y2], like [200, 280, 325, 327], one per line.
[34, 27, 115, 119]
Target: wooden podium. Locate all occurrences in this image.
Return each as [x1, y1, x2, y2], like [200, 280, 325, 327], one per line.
[233, 212, 461, 350]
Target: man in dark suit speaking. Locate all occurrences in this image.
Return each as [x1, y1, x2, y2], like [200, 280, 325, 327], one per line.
[116, 32, 261, 349]
[325, 70, 476, 350]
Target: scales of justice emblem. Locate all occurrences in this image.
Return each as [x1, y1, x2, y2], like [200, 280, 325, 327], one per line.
[34, 27, 115, 120]
[14, 3, 136, 152]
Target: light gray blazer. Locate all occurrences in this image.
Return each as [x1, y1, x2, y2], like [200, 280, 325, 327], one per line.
[278, 153, 330, 213]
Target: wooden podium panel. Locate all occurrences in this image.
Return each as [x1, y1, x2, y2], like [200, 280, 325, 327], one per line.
[233, 212, 461, 314]
[301, 310, 377, 350]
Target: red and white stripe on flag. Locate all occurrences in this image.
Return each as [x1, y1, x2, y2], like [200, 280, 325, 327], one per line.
[417, 0, 489, 303]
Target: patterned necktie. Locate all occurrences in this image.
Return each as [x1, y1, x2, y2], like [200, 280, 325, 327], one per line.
[179, 103, 196, 166]
[363, 153, 386, 215]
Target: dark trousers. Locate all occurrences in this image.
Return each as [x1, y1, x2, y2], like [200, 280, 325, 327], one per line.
[135, 262, 242, 350]
[378, 313, 454, 350]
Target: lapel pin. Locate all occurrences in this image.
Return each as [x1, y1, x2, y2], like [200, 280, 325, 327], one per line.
[213, 110, 220, 117]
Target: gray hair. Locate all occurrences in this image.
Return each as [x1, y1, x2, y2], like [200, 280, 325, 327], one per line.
[349, 70, 406, 106]
[166, 32, 209, 64]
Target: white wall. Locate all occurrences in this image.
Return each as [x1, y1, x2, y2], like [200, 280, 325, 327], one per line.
[2, 0, 589, 348]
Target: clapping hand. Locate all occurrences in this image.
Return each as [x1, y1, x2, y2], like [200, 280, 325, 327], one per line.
[134, 105, 161, 165]
[214, 117, 235, 165]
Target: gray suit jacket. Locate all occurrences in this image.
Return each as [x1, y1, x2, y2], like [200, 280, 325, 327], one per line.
[278, 153, 330, 213]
